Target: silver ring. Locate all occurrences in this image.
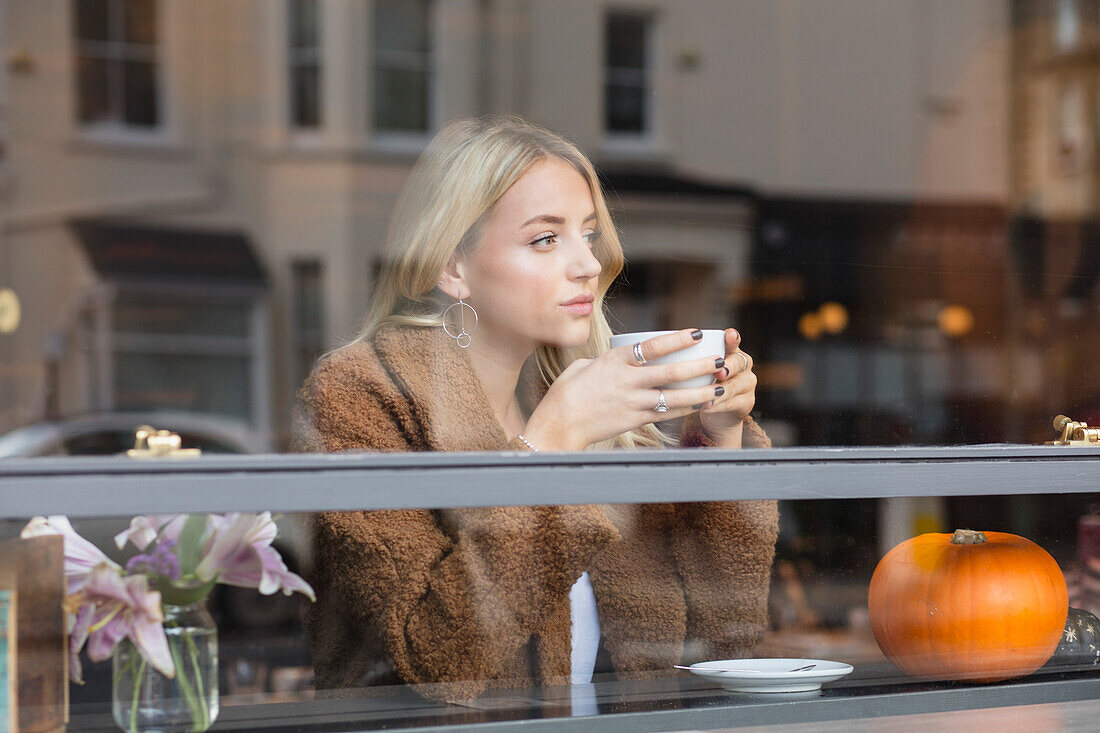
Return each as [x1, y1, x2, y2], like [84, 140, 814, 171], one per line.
[633, 342, 648, 365]
[732, 352, 749, 373]
[654, 390, 669, 413]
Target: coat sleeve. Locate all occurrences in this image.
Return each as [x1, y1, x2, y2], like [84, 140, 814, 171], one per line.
[314, 504, 618, 700]
[671, 414, 779, 662]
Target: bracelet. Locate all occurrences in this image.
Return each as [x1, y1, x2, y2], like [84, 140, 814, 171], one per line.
[516, 434, 539, 451]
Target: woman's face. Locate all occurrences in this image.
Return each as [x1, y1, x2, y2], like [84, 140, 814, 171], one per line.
[457, 157, 604, 355]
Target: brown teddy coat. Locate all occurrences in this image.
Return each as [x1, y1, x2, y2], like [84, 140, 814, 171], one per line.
[294, 323, 778, 702]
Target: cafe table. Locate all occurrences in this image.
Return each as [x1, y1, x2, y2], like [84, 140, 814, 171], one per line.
[58, 663, 1100, 732]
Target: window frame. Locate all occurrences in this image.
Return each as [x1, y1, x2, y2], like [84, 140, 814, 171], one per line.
[5, 444, 1100, 723]
[3, 444, 1098, 517]
[4, 446, 1098, 729]
[601, 7, 661, 158]
[286, 0, 323, 132]
[70, 0, 168, 142]
[368, 0, 438, 152]
[73, 281, 271, 432]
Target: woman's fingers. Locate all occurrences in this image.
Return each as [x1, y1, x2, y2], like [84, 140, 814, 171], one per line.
[702, 359, 757, 413]
[636, 354, 726, 388]
[622, 328, 702, 365]
[644, 381, 728, 412]
[726, 350, 752, 375]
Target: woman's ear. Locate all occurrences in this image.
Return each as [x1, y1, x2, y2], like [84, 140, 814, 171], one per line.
[437, 255, 471, 301]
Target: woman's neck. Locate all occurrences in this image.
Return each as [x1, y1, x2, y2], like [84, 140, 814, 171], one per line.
[465, 337, 532, 437]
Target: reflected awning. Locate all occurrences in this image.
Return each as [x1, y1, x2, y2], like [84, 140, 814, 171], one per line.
[71, 220, 268, 289]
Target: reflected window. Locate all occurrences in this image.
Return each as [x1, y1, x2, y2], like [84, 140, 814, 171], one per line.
[1056, 0, 1080, 50]
[372, 0, 432, 134]
[604, 12, 652, 136]
[1056, 83, 1086, 176]
[109, 296, 255, 420]
[0, 0, 7, 164]
[291, 260, 325, 393]
[73, 0, 160, 128]
[288, 0, 322, 129]
[69, 222, 270, 428]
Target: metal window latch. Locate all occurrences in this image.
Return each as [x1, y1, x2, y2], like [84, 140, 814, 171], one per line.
[1048, 415, 1100, 446]
[126, 425, 202, 458]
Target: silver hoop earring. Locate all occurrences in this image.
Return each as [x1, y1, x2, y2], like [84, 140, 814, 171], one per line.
[442, 298, 478, 348]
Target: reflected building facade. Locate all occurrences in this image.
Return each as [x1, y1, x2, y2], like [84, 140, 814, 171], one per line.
[3, 0, 1079, 450]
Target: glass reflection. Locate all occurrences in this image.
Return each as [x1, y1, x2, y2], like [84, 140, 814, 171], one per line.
[0, 4, 1098, 452]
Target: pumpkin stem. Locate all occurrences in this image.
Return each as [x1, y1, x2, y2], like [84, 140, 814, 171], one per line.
[951, 529, 987, 545]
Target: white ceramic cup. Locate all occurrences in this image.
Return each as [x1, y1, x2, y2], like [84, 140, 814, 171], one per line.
[609, 329, 726, 390]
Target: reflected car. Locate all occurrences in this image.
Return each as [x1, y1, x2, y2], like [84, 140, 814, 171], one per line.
[0, 411, 309, 632]
[0, 409, 270, 458]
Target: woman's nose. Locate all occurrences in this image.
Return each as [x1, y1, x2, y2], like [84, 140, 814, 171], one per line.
[567, 237, 602, 281]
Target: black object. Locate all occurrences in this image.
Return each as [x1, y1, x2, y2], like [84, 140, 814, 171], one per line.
[1046, 607, 1100, 668]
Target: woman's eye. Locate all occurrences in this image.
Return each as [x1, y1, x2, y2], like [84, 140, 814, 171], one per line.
[529, 233, 558, 248]
[583, 230, 603, 246]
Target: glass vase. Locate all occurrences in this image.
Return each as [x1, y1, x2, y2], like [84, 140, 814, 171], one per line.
[112, 601, 219, 733]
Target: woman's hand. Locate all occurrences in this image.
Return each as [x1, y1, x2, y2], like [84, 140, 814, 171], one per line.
[698, 328, 757, 443]
[522, 329, 729, 450]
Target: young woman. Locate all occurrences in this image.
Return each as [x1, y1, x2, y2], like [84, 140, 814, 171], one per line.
[294, 116, 778, 703]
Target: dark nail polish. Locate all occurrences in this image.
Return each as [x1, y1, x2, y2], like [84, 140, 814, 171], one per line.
[714, 357, 725, 369]
[721, 367, 730, 379]
[692, 404, 703, 410]
[732, 329, 741, 342]
[715, 386, 725, 397]
[691, 329, 703, 341]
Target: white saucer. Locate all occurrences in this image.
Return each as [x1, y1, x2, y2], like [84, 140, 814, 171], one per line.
[682, 658, 854, 693]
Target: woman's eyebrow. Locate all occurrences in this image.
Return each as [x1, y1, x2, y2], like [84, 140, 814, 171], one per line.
[519, 212, 599, 228]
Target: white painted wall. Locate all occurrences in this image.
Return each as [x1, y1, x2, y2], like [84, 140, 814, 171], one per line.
[526, 0, 1009, 200]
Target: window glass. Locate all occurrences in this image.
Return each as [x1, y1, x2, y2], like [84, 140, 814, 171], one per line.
[1056, 0, 1080, 49]
[288, 0, 322, 129]
[113, 352, 252, 419]
[112, 298, 251, 339]
[374, 0, 431, 54]
[288, 0, 320, 49]
[75, 0, 110, 43]
[0, 0, 1096, 456]
[604, 12, 650, 135]
[123, 0, 157, 45]
[73, 0, 159, 128]
[291, 260, 325, 393]
[6, 3, 1100, 728]
[372, 0, 431, 133]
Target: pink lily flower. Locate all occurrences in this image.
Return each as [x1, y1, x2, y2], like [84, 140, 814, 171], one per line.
[114, 514, 188, 551]
[195, 513, 315, 601]
[76, 563, 174, 678]
[21, 515, 120, 595]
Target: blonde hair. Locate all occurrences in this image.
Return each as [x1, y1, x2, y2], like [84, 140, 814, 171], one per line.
[353, 115, 668, 450]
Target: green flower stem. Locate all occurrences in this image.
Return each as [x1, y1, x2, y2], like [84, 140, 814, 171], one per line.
[129, 654, 146, 733]
[185, 632, 209, 730]
[168, 636, 205, 732]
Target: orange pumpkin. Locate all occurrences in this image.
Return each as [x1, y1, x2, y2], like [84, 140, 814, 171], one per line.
[868, 529, 1068, 682]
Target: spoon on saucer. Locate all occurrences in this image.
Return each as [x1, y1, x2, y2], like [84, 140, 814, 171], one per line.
[674, 664, 817, 674]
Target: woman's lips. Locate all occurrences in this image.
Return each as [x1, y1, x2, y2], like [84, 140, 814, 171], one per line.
[560, 301, 594, 315]
[559, 293, 594, 315]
